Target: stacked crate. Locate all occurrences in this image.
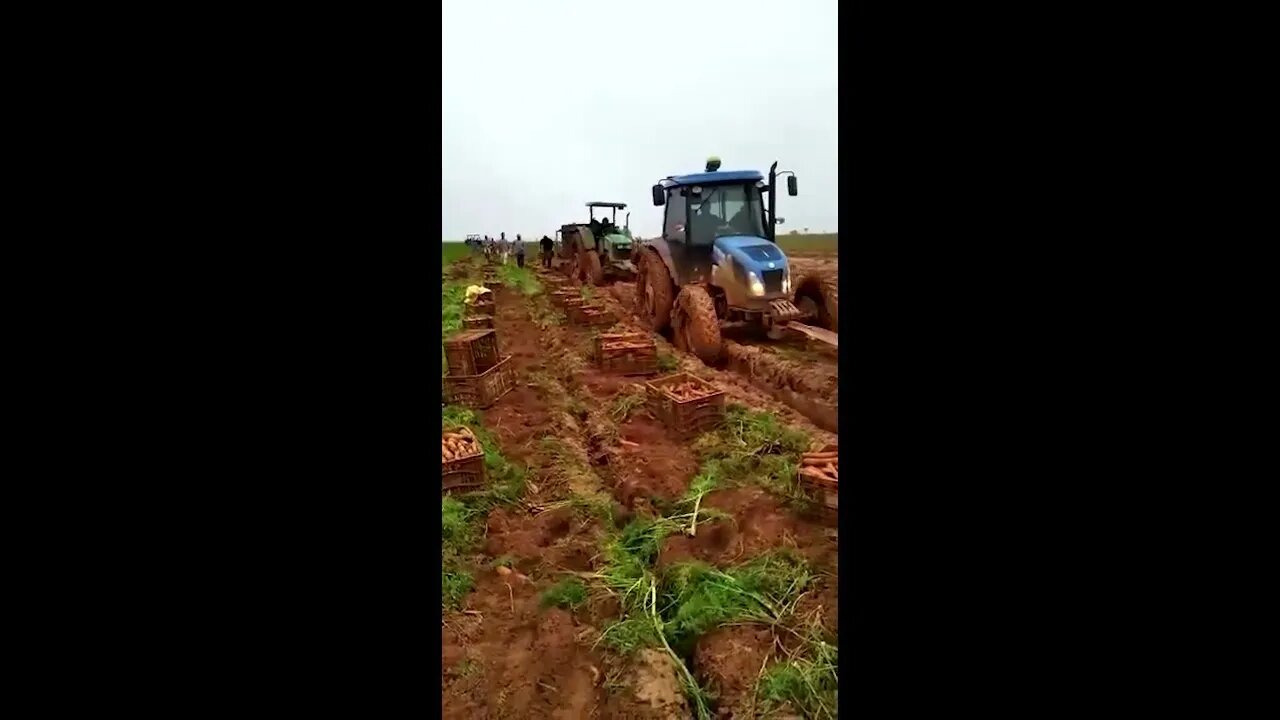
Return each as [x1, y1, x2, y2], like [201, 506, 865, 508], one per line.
[442, 329, 515, 408]
[471, 294, 496, 316]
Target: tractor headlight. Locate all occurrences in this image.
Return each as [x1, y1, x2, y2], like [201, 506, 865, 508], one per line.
[748, 271, 765, 296]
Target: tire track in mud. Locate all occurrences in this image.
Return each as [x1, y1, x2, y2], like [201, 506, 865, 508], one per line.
[596, 280, 840, 440]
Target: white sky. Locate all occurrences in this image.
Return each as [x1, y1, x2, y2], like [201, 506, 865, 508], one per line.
[441, 0, 838, 241]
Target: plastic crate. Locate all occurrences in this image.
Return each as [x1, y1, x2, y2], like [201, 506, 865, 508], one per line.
[551, 291, 579, 308]
[484, 279, 505, 291]
[470, 297, 495, 316]
[797, 444, 838, 523]
[463, 315, 494, 330]
[442, 427, 487, 493]
[595, 333, 658, 375]
[443, 329, 501, 377]
[572, 304, 615, 327]
[442, 355, 517, 408]
[644, 372, 725, 434]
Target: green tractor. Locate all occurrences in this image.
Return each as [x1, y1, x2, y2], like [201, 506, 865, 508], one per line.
[634, 157, 838, 363]
[559, 201, 637, 285]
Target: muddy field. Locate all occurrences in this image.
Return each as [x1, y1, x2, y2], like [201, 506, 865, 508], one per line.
[441, 251, 839, 719]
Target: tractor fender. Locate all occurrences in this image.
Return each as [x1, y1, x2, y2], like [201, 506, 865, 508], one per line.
[639, 237, 677, 285]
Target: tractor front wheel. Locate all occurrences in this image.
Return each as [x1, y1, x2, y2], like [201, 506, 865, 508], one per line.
[794, 272, 839, 331]
[582, 249, 605, 286]
[674, 285, 722, 364]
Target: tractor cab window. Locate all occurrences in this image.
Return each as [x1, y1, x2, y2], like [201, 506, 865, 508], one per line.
[687, 183, 766, 245]
[664, 189, 687, 241]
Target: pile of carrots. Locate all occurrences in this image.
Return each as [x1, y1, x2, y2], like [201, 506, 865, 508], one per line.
[442, 427, 481, 463]
[798, 446, 838, 487]
[664, 381, 714, 402]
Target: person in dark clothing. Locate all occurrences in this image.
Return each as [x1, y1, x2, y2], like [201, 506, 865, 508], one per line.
[537, 235, 552, 266]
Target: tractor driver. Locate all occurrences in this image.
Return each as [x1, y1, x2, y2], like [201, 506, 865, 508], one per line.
[726, 203, 755, 235]
[691, 202, 723, 244]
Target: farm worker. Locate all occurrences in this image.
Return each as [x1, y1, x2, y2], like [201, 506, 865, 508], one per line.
[464, 285, 492, 304]
[499, 232, 510, 265]
[514, 234, 526, 268]
[539, 235, 554, 268]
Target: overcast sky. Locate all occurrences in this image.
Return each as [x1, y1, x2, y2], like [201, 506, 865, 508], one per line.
[441, 0, 838, 241]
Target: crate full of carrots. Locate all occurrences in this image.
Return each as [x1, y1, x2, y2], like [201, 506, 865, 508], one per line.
[567, 302, 613, 326]
[644, 372, 725, 433]
[595, 332, 658, 375]
[797, 444, 838, 521]
[442, 427, 486, 492]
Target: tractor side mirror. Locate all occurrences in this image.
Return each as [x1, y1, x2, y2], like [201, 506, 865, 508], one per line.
[787, 176, 798, 196]
[775, 217, 786, 225]
[652, 185, 665, 206]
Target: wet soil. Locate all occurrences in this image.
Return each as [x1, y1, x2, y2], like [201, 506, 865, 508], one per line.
[442, 259, 839, 718]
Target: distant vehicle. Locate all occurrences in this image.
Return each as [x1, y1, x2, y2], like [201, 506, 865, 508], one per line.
[558, 201, 638, 285]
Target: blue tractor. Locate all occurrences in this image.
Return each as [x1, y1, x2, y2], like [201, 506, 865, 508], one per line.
[634, 157, 838, 363]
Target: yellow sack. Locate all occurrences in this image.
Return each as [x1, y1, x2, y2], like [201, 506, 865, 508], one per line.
[464, 285, 492, 305]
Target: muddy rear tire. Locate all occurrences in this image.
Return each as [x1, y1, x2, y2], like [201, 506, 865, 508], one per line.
[674, 285, 722, 364]
[582, 250, 605, 286]
[638, 250, 674, 332]
[794, 272, 839, 331]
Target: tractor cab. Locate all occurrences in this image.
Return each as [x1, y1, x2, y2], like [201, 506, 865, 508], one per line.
[648, 158, 798, 307]
[586, 201, 633, 264]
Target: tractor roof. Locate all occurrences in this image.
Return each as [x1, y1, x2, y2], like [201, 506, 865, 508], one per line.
[662, 170, 763, 187]
[586, 201, 627, 209]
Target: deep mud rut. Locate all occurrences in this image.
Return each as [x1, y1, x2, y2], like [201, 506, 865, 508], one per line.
[600, 279, 840, 435]
[443, 261, 838, 719]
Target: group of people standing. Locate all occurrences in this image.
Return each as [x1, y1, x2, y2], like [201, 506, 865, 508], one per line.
[466, 232, 560, 269]
[467, 232, 528, 268]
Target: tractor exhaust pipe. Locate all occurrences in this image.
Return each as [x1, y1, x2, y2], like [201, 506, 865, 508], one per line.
[768, 161, 779, 243]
